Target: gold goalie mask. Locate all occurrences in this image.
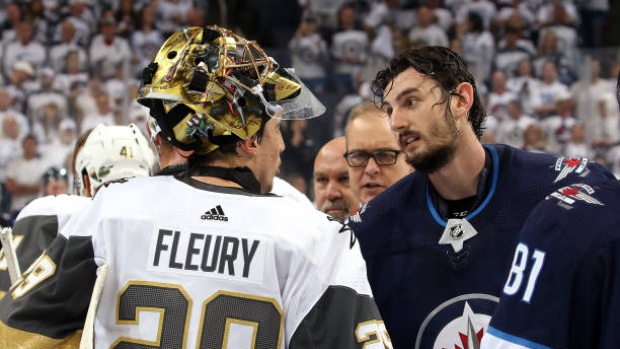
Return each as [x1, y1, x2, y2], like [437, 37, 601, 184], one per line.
[137, 25, 325, 155]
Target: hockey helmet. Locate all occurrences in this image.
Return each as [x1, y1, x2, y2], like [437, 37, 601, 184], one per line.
[74, 123, 155, 196]
[137, 25, 325, 155]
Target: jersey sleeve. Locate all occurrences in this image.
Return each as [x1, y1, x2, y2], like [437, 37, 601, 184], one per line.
[288, 213, 391, 348]
[481, 181, 620, 349]
[0, 213, 59, 297]
[0, 233, 98, 347]
[0, 195, 89, 298]
[483, 239, 620, 349]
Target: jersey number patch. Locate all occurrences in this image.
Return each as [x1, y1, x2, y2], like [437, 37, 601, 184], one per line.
[112, 282, 283, 349]
[503, 242, 546, 303]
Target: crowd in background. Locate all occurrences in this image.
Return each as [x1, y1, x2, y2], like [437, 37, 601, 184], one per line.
[0, 0, 618, 222]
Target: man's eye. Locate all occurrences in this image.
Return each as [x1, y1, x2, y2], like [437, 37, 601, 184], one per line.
[376, 152, 392, 160]
[406, 98, 417, 107]
[350, 153, 366, 161]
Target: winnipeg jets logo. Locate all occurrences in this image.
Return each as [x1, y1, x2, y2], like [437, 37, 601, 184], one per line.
[548, 183, 604, 207]
[553, 156, 588, 183]
[439, 219, 478, 252]
[416, 294, 498, 349]
[437, 303, 484, 349]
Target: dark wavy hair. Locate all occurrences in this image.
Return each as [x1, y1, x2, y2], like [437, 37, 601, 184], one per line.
[371, 46, 486, 139]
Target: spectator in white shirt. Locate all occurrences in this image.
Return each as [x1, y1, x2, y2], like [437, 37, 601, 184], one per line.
[570, 57, 610, 145]
[507, 58, 539, 116]
[289, 15, 329, 95]
[0, 89, 30, 141]
[53, 0, 95, 48]
[40, 118, 77, 169]
[80, 91, 115, 132]
[533, 29, 577, 86]
[531, 60, 569, 118]
[408, 5, 449, 48]
[2, 21, 46, 80]
[538, 2, 579, 63]
[49, 19, 88, 73]
[89, 16, 131, 80]
[156, 0, 192, 37]
[6, 61, 40, 114]
[540, 89, 579, 155]
[330, 4, 369, 95]
[130, 5, 163, 79]
[461, 12, 495, 85]
[563, 123, 594, 159]
[495, 98, 538, 149]
[455, 0, 497, 33]
[486, 69, 519, 122]
[493, 25, 536, 78]
[0, 3, 21, 48]
[5, 134, 48, 216]
[26, 67, 69, 122]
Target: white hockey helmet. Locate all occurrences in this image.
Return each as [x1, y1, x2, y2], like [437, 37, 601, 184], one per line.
[74, 123, 155, 196]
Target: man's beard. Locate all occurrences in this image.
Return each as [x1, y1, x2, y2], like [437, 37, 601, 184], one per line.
[320, 200, 350, 221]
[407, 141, 457, 173]
[406, 114, 458, 174]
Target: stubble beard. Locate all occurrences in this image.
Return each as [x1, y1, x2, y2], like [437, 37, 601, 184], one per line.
[405, 113, 459, 174]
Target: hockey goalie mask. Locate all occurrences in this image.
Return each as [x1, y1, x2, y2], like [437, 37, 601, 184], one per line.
[74, 123, 155, 196]
[137, 25, 325, 155]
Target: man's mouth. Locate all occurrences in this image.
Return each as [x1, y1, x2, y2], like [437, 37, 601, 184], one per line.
[400, 133, 421, 147]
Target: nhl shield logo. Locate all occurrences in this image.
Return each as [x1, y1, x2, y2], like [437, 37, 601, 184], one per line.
[439, 219, 478, 253]
[450, 224, 464, 238]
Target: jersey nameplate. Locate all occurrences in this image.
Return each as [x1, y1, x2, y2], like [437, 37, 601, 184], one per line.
[147, 227, 266, 283]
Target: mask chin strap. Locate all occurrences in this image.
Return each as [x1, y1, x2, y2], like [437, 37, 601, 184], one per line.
[187, 165, 261, 194]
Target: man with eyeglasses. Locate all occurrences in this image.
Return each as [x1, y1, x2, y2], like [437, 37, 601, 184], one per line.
[344, 101, 413, 204]
[313, 136, 360, 222]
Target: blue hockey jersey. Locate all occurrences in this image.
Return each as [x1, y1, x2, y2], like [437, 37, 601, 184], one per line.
[347, 144, 615, 349]
[482, 178, 620, 349]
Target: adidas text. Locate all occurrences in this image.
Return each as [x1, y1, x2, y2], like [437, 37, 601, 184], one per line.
[202, 214, 228, 221]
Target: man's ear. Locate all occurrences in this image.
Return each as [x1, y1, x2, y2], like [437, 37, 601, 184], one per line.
[238, 137, 259, 156]
[452, 82, 474, 120]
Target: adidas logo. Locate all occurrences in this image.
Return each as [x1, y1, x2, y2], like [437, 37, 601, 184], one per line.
[201, 205, 228, 222]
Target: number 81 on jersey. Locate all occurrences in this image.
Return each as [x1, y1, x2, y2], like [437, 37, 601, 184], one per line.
[503, 242, 546, 303]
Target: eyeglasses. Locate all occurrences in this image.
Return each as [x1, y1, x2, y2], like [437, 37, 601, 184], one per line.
[344, 150, 401, 167]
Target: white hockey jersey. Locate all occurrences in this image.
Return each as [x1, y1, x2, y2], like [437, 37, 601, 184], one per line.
[0, 175, 388, 348]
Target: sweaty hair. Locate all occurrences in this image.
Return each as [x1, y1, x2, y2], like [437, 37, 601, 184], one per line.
[371, 46, 486, 139]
